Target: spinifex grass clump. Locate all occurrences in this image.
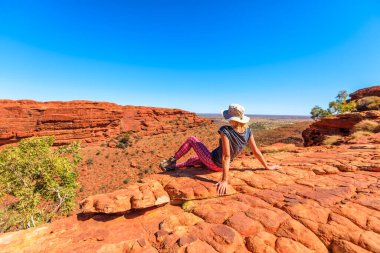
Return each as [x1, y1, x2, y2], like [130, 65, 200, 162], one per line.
[116, 130, 135, 149]
[353, 120, 380, 133]
[323, 135, 343, 145]
[356, 96, 380, 111]
[0, 137, 81, 232]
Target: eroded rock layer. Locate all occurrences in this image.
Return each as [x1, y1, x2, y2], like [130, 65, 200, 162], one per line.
[1, 142, 379, 253]
[302, 110, 380, 146]
[302, 86, 380, 146]
[0, 100, 211, 146]
[350, 85, 380, 100]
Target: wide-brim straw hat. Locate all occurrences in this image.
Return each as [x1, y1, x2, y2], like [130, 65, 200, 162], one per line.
[221, 104, 250, 124]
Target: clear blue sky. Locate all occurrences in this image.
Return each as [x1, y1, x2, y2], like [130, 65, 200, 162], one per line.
[0, 1, 379, 115]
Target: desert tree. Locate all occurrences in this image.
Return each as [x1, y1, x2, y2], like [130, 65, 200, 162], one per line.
[0, 137, 81, 232]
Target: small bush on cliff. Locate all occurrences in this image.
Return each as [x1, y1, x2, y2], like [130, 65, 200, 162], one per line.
[328, 100, 356, 114]
[310, 90, 356, 120]
[356, 96, 380, 111]
[353, 120, 380, 133]
[116, 131, 135, 149]
[310, 106, 332, 120]
[0, 137, 81, 232]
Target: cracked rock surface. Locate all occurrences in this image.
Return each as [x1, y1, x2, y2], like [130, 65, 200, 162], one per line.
[0, 143, 379, 253]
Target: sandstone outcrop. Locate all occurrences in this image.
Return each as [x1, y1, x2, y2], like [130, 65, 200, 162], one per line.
[303, 86, 380, 146]
[1, 141, 379, 252]
[349, 85, 380, 100]
[80, 180, 170, 213]
[302, 110, 380, 146]
[0, 100, 211, 146]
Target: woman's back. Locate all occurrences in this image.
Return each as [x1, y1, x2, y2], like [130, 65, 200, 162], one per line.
[211, 125, 252, 167]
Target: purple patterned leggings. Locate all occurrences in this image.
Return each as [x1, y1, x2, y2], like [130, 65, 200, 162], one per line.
[174, 136, 223, 171]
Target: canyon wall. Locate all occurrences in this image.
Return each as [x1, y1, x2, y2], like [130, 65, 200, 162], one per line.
[0, 100, 211, 146]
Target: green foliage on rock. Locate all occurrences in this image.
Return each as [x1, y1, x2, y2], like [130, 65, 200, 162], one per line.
[116, 130, 135, 149]
[310, 90, 356, 120]
[310, 106, 332, 120]
[335, 90, 349, 103]
[328, 100, 357, 114]
[0, 137, 81, 232]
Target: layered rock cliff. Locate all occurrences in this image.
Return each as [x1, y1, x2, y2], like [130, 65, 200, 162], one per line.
[302, 110, 380, 146]
[0, 100, 211, 146]
[303, 86, 380, 146]
[349, 85, 380, 100]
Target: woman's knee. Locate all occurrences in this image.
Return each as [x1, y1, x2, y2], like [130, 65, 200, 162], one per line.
[187, 136, 199, 142]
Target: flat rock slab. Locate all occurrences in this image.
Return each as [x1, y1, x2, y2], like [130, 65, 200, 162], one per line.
[80, 180, 170, 213]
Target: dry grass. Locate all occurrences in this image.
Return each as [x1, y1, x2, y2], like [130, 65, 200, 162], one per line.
[261, 144, 297, 154]
[353, 120, 379, 133]
[350, 131, 372, 139]
[356, 96, 380, 111]
[323, 135, 343, 145]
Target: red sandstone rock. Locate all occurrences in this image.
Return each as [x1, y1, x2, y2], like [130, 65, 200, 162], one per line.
[302, 86, 380, 146]
[245, 231, 277, 253]
[150, 168, 237, 203]
[275, 237, 314, 253]
[1, 142, 380, 252]
[0, 100, 212, 146]
[349, 85, 380, 100]
[80, 180, 170, 213]
[331, 239, 372, 253]
[302, 111, 380, 146]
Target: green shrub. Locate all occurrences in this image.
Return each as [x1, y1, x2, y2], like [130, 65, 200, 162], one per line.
[86, 158, 94, 165]
[116, 131, 135, 149]
[329, 100, 357, 114]
[0, 207, 23, 233]
[353, 120, 379, 133]
[310, 90, 357, 120]
[0, 137, 81, 232]
[310, 106, 332, 120]
[123, 179, 130, 184]
[356, 96, 380, 111]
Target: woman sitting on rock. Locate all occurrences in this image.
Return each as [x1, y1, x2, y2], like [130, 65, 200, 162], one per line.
[160, 104, 280, 195]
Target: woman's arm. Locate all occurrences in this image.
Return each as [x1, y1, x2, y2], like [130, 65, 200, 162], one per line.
[216, 132, 230, 195]
[248, 135, 280, 170]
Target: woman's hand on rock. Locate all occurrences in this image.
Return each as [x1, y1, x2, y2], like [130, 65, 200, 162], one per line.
[265, 165, 281, 170]
[216, 181, 228, 196]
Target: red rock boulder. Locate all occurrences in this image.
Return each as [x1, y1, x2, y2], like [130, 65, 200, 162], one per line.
[302, 111, 380, 146]
[349, 85, 380, 101]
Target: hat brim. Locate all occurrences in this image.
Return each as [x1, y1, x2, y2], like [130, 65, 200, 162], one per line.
[221, 109, 250, 124]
